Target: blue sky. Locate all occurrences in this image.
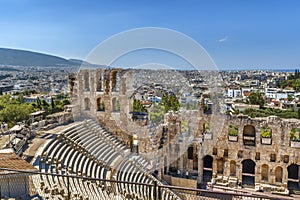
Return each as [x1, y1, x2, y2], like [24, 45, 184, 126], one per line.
[0, 0, 299, 70]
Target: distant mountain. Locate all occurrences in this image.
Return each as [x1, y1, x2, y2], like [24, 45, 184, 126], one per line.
[0, 48, 96, 67]
[68, 59, 87, 66]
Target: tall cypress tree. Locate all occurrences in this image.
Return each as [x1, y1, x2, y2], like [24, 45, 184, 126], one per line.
[51, 97, 55, 113]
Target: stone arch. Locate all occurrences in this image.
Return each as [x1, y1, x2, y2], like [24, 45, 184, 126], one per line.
[217, 158, 224, 174]
[242, 159, 255, 186]
[96, 71, 102, 92]
[96, 97, 105, 111]
[84, 98, 90, 111]
[230, 160, 236, 176]
[275, 166, 283, 183]
[243, 125, 255, 136]
[84, 71, 89, 91]
[243, 125, 256, 146]
[104, 70, 110, 94]
[112, 97, 120, 112]
[288, 164, 300, 190]
[203, 155, 213, 182]
[110, 70, 118, 92]
[261, 164, 269, 181]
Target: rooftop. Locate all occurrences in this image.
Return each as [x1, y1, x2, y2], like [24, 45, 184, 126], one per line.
[0, 148, 37, 174]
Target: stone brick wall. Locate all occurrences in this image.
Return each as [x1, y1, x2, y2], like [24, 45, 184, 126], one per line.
[73, 68, 300, 189]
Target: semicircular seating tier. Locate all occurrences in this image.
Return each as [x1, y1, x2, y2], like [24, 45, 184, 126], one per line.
[32, 119, 181, 200]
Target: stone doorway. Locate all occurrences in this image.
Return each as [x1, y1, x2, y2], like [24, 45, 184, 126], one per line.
[242, 159, 255, 186]
[230, 160, 236, 176]
[288, 164, 299, 190]
[217, 158, 224, 174]
[261, 164, 269, 181]
[203, 155, 213, 182]
[275, 166, 283, 183]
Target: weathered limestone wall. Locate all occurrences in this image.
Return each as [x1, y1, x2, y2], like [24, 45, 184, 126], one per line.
[74, 69, 139, 146]
[73, 68, 300, 189]
[172, 112, 300, 188]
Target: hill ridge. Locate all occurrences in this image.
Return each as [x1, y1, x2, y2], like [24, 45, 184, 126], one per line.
[0, 48, 90, 67]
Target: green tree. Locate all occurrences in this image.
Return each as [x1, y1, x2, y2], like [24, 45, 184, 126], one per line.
[162, 93, 180, 113]
[0, 104, 35, 127]
[62, 99, 70, 106]
[280, 69, 300, 91]
[149, 104, 165, 125]
[37, 97, 42, 109]
[133, 99, 147, 113]
[50, 98, 55, 113]
[101, 100, 105, 111]
[248, 92, 265, 107]
[41, 99, 49, 112]
[288, 94, 294, 101]
[17, 94, 24, 103]
[23, 89, 37, 96]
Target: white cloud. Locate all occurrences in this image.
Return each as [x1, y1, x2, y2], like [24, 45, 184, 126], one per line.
[218, 36, 228, 42]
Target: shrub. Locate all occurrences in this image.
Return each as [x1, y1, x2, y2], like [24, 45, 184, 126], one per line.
[290, 128, 300, 141]
[204, 123, 211, 133]
[261, 127, 272, 138]
[228, 124, 238, 136]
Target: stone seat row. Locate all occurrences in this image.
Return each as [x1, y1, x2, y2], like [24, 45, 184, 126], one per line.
[34, 120, 181, 199]
[37, 137, 113, 199]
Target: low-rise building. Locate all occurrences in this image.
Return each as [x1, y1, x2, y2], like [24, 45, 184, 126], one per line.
[0, 148, 37, 199]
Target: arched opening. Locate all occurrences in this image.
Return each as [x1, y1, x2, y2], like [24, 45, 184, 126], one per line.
[217, 158, 224, 174]
[275, 166, 283, 183]
[243, 125, 256, 146]
[193, 153, 198, 171]
[188, 146, 193, 160]
[242, 159, 255, 186]
[112, 97, 120, 112]
[203, 155, 213, 182]
[110, 70, 118, 92]
[261, 164, 269, 181]
[84, 98, 90, 111]
[104, 70, 110, 94]
[96, 71, 102, 92]
[96, 98, 105, 111]
[84, 71, 89, 91]
[288, 164, 300, 190]
[230, 161, 236, 176]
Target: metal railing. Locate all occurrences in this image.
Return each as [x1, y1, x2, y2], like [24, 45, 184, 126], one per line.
[0, 167, 292, 200]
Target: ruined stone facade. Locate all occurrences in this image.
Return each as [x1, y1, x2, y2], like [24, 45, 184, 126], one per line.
[70, 68, 136, 146]
[71, 68, 300, 191]
[174, 113, 300, 191]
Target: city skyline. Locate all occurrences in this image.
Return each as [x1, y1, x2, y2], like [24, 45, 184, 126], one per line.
[0, 0, 300, 70]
